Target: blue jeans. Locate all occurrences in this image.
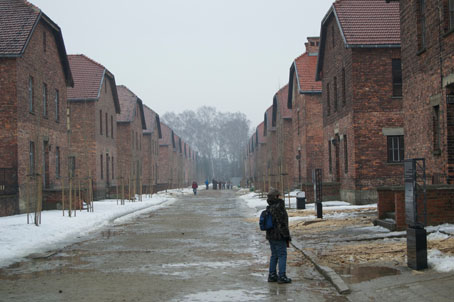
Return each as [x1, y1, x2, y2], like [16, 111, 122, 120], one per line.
[269, 240, 287, 277]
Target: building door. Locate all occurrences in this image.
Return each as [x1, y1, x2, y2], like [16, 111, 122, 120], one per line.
[43, 141, 50, 188]
[335, 135, 340, 182]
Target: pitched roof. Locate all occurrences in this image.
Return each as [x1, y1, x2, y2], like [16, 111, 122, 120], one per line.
[257, 122, 267, 145]
[0, 0, 73, 86]
[265, 105, 275, 132]
[159, 122, 173, 146]
[67, 54, 120, 113]
[275, 85, 291, 120]
[334, 0, 400, 46]
[116, 85, 146, 129]
[143, 104, 162, 138]
[316, 0, 400, 81]
[288, 51, 322, 108]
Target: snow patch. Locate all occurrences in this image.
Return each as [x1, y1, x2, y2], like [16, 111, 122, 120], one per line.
[0, 192, 176, 268]
[428, 249, 454, 273]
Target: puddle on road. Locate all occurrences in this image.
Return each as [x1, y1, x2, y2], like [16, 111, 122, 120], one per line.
[338, 265, 401, 284]
[0, 253, 93, 281]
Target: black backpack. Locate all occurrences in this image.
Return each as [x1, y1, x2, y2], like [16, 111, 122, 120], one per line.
[259, 208, 274, 231]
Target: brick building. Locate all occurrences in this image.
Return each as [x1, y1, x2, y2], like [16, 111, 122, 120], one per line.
[274, 85, 294, 194]
[142, 105, 162, 194]
[377, 0, 454, 230]
[116, 85, 146, 195]
[287, 37, 324, 201]
[157, 122, 174, 189]
[0, 0, 73, 216]
[316, 0, 404, 204]
[255, 122, 267, 191]
[264, 105, 278, 190]
[67, 54, 120, 200]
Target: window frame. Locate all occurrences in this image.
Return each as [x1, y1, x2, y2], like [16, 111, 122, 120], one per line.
[328, 140, 333, 173]
[42, 83, 48, 117]
[55, 89, 59, 122]
[418, 0, 427, 51]
[433, 105, 441, 154]
[334, 76, 338, 112]
[55, 146, 60, 178]
[387, 135, 405, 163]
[105, 112, 108, 137]
[99, 110, 103, 135]
[28, 76, 34, 113]
[111, 116, 114, 138]
[100, 154, 103, 179]
[344, 135, 348, 173]
[29, 141, 35, 175]
[327, 83, 331, 116]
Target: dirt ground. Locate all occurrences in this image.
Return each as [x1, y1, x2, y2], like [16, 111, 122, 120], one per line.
[287, 206, 454, 271]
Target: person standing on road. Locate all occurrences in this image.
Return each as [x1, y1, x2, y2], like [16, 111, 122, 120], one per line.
[266, 188, 292, 284]
[192, 181, 198, 195]
[205, 179, 209, 190]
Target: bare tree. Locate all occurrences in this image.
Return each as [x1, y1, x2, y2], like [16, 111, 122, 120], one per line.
[162, 106, 250, 181]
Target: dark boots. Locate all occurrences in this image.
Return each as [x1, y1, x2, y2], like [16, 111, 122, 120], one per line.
[267, 272, 278, 282]
[277, 274, 292, 284]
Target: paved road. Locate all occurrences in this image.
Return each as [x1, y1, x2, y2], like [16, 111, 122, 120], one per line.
[0, 190, 346, 301]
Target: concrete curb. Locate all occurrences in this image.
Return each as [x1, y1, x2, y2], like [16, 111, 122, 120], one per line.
[292, 242, 351, 295]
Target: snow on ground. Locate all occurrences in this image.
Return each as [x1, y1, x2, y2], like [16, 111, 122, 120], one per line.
[238, 191, 376, 217]
[428, 249, 454, 273]
[0, 190, 177, 268]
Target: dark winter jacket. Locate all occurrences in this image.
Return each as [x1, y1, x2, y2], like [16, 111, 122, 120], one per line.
[265, 197, 291, 241]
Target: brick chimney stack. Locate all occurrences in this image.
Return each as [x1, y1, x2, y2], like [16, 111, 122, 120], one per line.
[305, 37, 320, 55]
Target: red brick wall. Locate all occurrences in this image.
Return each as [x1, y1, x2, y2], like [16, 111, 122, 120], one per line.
[69, 76, 118, 200]
[320, 16, 404, 204]
[399, 0, 454, 184]
[15, 21, 69, 211]
[378, 186, 454, 230]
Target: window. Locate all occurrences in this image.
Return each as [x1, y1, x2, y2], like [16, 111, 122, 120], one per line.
[56, 147, 60, 178]
[111, 116, 114, 138]
[55, 89, 59, 122]
[136, 132, 138, 150]
[327, 83, 331, 115]
[29, 141, 35, 175]
[112, 156, 115, 179]
[342, 68, 346, 106]
[433, 105, 441, 153]
[100, 110, 103, 135]
[105, 112, 108, 137]
[28, 76, 34, 113]
[43, 83, 48, 117]
[68, 156, 76, 178]
[450, 0, 454, 31]
[43, 31, 46, 52]
[334, 77, 338, 112]
[418, 0, 427, 50]
[100, 154, 103, 179]
[392, 59, 403, 97]
[387, 136, 404, 163]
[328, 141, 332, 173]
[344, 135, 348, 173]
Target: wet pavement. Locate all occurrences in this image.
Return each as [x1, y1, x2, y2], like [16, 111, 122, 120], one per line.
[0, 190, 346, 302]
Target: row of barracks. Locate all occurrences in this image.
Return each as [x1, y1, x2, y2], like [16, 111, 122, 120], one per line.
[245, 0, 454, 230]
[0, 0, 199, 217]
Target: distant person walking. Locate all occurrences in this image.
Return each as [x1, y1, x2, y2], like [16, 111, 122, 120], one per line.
[265, 188, 292, 284]
[205, 179, 209, 190]
[192, 181, 198, 195]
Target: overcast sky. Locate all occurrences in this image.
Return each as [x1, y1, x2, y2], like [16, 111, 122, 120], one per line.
[30, 0, 334, 128]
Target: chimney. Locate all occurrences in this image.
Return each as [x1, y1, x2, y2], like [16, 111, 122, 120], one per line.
[305, 37, 320, 56]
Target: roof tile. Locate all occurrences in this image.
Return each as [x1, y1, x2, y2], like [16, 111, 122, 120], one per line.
[334, 0, 400, 46]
